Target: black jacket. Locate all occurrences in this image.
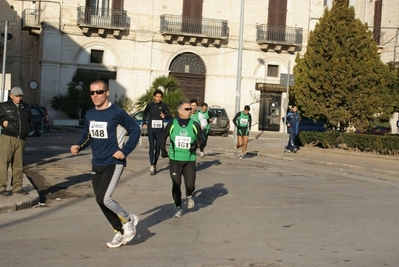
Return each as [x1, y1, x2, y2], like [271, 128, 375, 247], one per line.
[0, 100, 35, 139]
[142, 101, 172, 129]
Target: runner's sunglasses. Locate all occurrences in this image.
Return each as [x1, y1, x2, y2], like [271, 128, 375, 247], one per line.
[90, 90, 107, 95]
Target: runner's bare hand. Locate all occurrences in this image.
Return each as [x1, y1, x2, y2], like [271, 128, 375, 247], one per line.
[112, 150, 125, 160]
[70, 145, 80, 155]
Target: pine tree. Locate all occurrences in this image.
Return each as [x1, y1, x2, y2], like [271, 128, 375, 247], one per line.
[292, 0, 396, 132]
[51, 69, 99, 120]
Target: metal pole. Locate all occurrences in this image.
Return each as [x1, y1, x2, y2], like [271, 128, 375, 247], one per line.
[1, 20, 9, 103]
[38, 0, 42, 25]
[234, 0, 245, 145]
[281, 60, 291, 154]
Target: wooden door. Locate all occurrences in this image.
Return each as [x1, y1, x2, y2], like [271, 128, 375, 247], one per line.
[170, 72, 205, 104]
[182, 0, 203, 34]
[267, 0, 287, 41]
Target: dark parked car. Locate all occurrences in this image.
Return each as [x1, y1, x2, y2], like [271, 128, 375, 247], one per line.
[355, 126, 391, 135]
[28, 105, 50, 136]
[208, 106, 230, 137]
[130, 110, 172, 135]
[298, 118, 327, 133]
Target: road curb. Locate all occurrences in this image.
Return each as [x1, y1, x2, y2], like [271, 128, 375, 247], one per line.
[0, 174, 40, 214]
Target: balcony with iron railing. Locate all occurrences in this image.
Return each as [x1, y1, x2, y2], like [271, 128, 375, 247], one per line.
[77, 7, 131, 37]
[21, 8, 41, 34]
[160, 14, 229, 47]
[256, 24, 303, 53]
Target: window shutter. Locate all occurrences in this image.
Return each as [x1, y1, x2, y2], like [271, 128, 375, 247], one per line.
[113, 0, 123, 11]
[183, 0, 203, 18]
[373, 0, 382, 45]
[268, 0, 287, 27]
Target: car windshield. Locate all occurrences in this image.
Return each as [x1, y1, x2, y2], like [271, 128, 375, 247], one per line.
[31, 107, 44, 116]
[132, 112, 144, 120]
[210, 109, 226, 116]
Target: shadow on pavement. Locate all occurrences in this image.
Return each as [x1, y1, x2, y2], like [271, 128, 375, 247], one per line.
[26, 172, 91, 203]
[134, 183, 228, 245]
[196, 159, 221, 171]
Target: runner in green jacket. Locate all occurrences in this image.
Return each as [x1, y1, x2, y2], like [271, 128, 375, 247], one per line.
[161, 101, 205, 218]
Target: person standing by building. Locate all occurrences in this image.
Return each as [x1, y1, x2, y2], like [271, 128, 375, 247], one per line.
[198, 103, 214, 158]
[70, 80, 141, 248]
[142, 89, 171, 175]
[233, 105, 252, 159]
[160, 101, 204, 218]
[396, 117, 399, 134]
[285, 105, 300, 153]
[0, 87, 34, 196]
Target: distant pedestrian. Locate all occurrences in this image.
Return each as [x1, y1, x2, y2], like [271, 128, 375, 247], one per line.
[284, 105, 300, 153]
[142, 89, 171, 175]
[0, 87, 34, 196]
[198, 103, 214, 157]
[160, 101, 205, 218]
[70, 80, 141, 248]
[233, 105, 252, 159]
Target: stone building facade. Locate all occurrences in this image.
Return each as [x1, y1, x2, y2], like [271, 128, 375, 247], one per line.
[0, 0, 398, 132]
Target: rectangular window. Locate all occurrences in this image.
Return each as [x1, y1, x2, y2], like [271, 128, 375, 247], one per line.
[90, 50, 104, 63]
[267, 65, 279, 77]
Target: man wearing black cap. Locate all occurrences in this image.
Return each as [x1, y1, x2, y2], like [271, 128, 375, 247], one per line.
[0, 87, 34, 196]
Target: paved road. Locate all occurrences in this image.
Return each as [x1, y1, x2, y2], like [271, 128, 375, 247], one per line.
[0, 132, 398, 267]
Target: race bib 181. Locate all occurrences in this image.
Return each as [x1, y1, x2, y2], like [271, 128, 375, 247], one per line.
[175, 136, 191, 149]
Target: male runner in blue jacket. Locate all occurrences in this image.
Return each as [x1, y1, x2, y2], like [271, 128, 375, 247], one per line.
[70, 80, 141, 248]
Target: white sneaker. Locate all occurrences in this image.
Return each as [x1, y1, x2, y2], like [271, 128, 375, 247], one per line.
[234, 149, 238, 157]
[200, 152, 205, 158]
[122, 214, 139, 244]
[239, 154, 244, 159]
[106, 232, 124, 248]
[149, 165, 155, 175]
[187, 196, 195, 209]
[173, 206, 183, 218]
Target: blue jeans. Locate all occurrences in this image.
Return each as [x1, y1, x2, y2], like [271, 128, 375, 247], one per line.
[286, 131, 297, 151]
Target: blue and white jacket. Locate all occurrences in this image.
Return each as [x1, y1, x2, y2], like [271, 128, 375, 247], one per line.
[285, 111, 300, 134]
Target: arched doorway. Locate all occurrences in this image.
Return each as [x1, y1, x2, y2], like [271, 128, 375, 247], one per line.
[169, 52, 206, 104]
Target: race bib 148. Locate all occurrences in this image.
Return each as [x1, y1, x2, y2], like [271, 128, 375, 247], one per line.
[89, 121, 108, 139]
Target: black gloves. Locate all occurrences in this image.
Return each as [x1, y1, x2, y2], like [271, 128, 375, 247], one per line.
[189, 143, 199, 153]
[161, 150, 168, 158]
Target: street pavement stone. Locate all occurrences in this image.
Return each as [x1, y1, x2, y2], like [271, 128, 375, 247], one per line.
[1, 130, 398, 214]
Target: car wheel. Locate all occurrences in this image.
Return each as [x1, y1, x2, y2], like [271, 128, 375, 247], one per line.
[217, 115, 229, 128]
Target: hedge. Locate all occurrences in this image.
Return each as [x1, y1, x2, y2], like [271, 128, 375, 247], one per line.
[299, 132, 399, 155]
